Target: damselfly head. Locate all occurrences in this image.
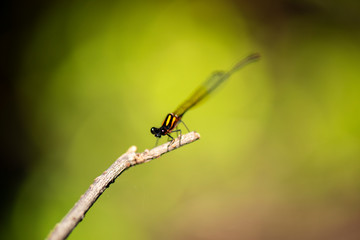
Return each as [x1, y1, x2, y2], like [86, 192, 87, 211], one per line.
[151, 127, 163, 138]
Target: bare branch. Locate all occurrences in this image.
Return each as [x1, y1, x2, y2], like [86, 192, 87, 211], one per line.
[47, 131, 201, 240]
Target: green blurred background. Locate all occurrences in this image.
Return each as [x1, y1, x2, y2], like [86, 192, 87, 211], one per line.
[2, 0, 360, 239]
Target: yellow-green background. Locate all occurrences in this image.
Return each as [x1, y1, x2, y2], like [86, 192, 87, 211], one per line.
[3, 0, 360, 239]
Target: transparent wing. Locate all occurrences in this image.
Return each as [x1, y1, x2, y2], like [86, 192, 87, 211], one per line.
[173, 53, 260, 117]
[173, 71, 225, 117]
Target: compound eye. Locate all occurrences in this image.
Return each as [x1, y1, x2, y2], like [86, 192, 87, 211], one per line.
[150, 127, 157, 134]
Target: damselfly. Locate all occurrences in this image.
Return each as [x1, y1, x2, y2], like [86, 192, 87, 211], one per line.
[150, 53, 260, 143]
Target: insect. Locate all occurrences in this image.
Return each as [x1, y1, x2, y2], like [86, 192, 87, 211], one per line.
[150, 53, 260, 144]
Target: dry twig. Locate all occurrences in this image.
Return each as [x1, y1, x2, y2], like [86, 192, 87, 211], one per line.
[47, 131, 200, 240]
